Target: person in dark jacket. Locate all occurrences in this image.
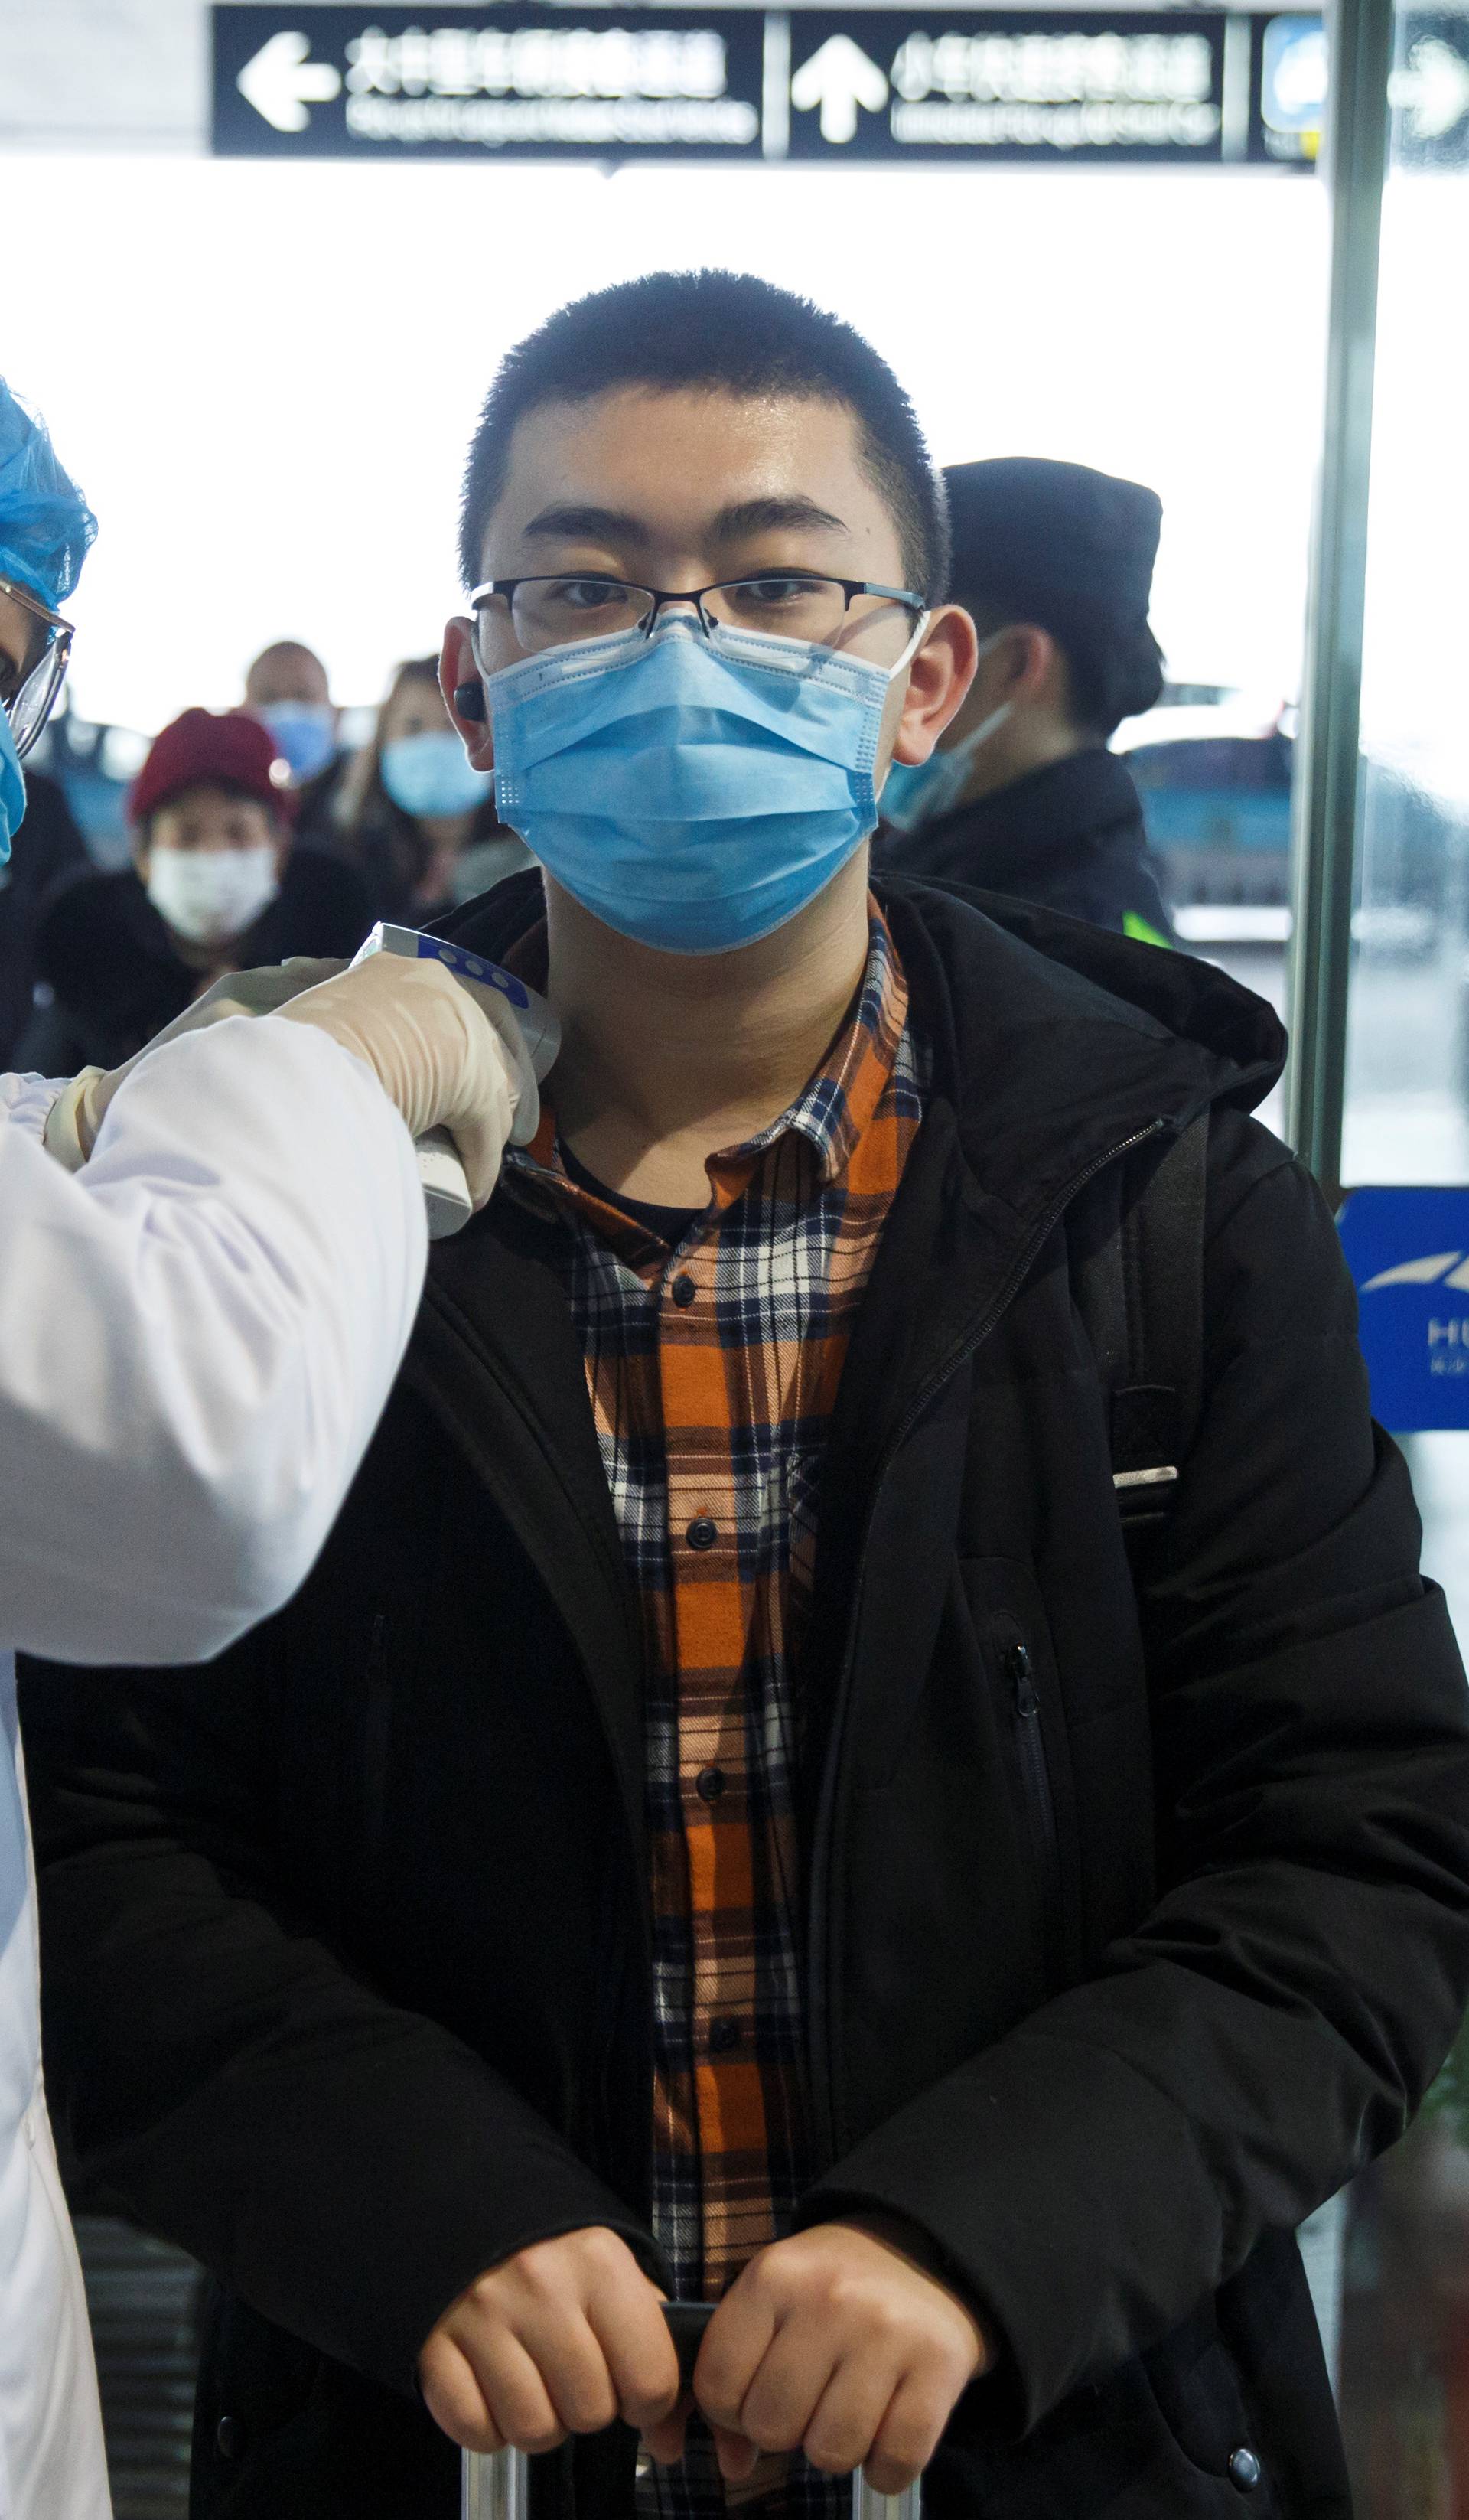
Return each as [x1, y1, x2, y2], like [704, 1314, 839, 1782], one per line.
[0, 760, 84, 1065]
[18, 706, 373, 1074]
[21, 273, 1469, 2520]
[878, 458, 1177, 945]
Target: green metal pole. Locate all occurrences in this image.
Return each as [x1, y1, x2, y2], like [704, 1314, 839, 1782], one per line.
[1285, 0, 1396, 1196]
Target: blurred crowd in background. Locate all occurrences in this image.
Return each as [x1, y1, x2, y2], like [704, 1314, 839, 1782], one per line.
[0, 638, 535, 1077]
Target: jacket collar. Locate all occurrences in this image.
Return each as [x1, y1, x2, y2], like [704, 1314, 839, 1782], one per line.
[883, 748, 1145, 892]
[438, 867, 1283, 1244]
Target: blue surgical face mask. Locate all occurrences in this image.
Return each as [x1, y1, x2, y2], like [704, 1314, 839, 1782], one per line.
[0, 705, 24, 865]
[380, 729, 493, 820]
[880, 632, 1011, 836]
[257, 701, 337, 784]
[486, 613, 927, 956]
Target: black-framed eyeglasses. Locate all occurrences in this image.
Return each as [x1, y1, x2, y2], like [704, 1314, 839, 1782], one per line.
[0, 574, 73, 761]
[469, 572, 926, 663]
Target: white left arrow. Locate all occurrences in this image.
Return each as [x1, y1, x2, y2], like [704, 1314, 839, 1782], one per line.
[790, 34, 888, 145]
[238, 30, 344, 132]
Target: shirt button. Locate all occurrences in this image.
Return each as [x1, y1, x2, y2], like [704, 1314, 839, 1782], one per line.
[1227, 2447, 1262, 2492]
[672, 1274, 697, 1307]
[709, 2016, 741, 2053]
[216, 2415, 246, 2462]
[686, 1516, 718, 1551]
[696, 1766, 725, 1803]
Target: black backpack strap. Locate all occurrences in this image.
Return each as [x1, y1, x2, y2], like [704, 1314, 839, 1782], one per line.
[1073, 1113, 1210, 1538]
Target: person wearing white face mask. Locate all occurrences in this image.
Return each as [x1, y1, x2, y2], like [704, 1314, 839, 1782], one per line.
[18, 706, 374, 1076]
[878, 458, 1176, 947]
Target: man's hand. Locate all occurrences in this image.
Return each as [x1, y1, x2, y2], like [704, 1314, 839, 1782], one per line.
[663, 2221, 990, 2493]
[418, 2228, 679, 2458]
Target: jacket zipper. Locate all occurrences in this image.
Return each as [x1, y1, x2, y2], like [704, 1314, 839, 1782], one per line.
[806, 1115, 1167, 2167]
[1008, 1639, 1063, 1978]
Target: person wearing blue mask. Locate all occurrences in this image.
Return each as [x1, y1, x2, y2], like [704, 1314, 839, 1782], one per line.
[25, 275, 1469, 2520]
[0, 377, 539, 2520]
[243, 637, 343, 787]
[334, 654, 533, 923]
[878, 459, 1177, 948]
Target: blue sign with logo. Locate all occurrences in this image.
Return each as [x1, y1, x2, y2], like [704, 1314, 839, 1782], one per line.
[1337, 1187, 1469, 1430]
[1260, 14, 1326, 133]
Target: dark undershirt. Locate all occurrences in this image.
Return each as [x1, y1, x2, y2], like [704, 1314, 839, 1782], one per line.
[559, 1139, 702, 1247]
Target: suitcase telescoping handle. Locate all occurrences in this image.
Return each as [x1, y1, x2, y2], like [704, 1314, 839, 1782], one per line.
[461, 2300, 922, 2519]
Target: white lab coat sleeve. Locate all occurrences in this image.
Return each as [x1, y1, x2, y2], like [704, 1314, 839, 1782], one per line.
[0, 1017, 427, 1667]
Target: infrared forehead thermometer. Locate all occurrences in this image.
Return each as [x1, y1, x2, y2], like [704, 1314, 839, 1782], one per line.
[350, 921, 560, 1238]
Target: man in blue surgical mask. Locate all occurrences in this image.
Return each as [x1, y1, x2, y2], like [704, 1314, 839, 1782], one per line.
[29, 275, 1469, 2520]
[244, 637, 342, 785]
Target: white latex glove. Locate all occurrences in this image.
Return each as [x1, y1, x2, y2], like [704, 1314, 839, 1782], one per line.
[42, 957, 350, 1172]
[273, 951, 538, 1208]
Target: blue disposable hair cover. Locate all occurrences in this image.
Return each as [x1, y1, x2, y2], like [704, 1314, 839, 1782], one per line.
[0, 378, 96, 611]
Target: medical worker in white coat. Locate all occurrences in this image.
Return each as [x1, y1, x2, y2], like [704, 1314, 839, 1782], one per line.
[0, 383, 539, 2520]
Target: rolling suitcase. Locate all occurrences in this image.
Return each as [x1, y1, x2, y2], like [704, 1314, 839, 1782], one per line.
[461, 2301, 922, 2520]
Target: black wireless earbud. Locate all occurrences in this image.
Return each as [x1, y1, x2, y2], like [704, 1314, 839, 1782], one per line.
[453, 681, 487, 722]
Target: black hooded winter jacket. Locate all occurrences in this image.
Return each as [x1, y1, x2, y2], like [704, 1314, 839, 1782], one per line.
[20, 874, 1469, 2520]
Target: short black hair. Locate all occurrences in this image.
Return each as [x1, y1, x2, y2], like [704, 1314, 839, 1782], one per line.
[458, 269, 948, 602]
[968, 598, 1165, 742]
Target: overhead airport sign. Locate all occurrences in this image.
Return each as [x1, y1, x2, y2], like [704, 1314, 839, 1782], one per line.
[211, 5, 1323, 165]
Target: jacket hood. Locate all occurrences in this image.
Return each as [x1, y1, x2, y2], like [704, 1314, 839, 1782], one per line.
[885, 873, 1283, 1100]
[438, 869, 1286, 1216]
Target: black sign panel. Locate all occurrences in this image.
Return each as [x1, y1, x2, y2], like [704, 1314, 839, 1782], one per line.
[212, 5, 767, 158]
[210, 5, 1321, 166]
[783, 11, 1228, 161]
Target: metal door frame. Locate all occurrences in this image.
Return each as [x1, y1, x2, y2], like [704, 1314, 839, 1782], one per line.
[1285, 0, 1397, 1195]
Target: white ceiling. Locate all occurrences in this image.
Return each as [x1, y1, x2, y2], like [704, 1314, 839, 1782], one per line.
[0, 0, 205, 149]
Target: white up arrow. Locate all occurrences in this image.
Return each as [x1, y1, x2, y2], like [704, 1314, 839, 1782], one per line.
[237, 30, 344, 133]
[790, 34, 888, 144]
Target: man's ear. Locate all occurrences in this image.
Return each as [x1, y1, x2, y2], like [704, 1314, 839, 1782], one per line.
[440, 619, 494, 771]
[886, 605, 979, 769]
[997, 623, 1063, 708]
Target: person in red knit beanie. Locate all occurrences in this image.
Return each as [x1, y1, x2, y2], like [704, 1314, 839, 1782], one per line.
[18, 706, 373, 1074]
[131, 706, 298, 953]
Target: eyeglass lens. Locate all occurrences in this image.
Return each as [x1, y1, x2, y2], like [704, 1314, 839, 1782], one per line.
[7, 641, 67, 760]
